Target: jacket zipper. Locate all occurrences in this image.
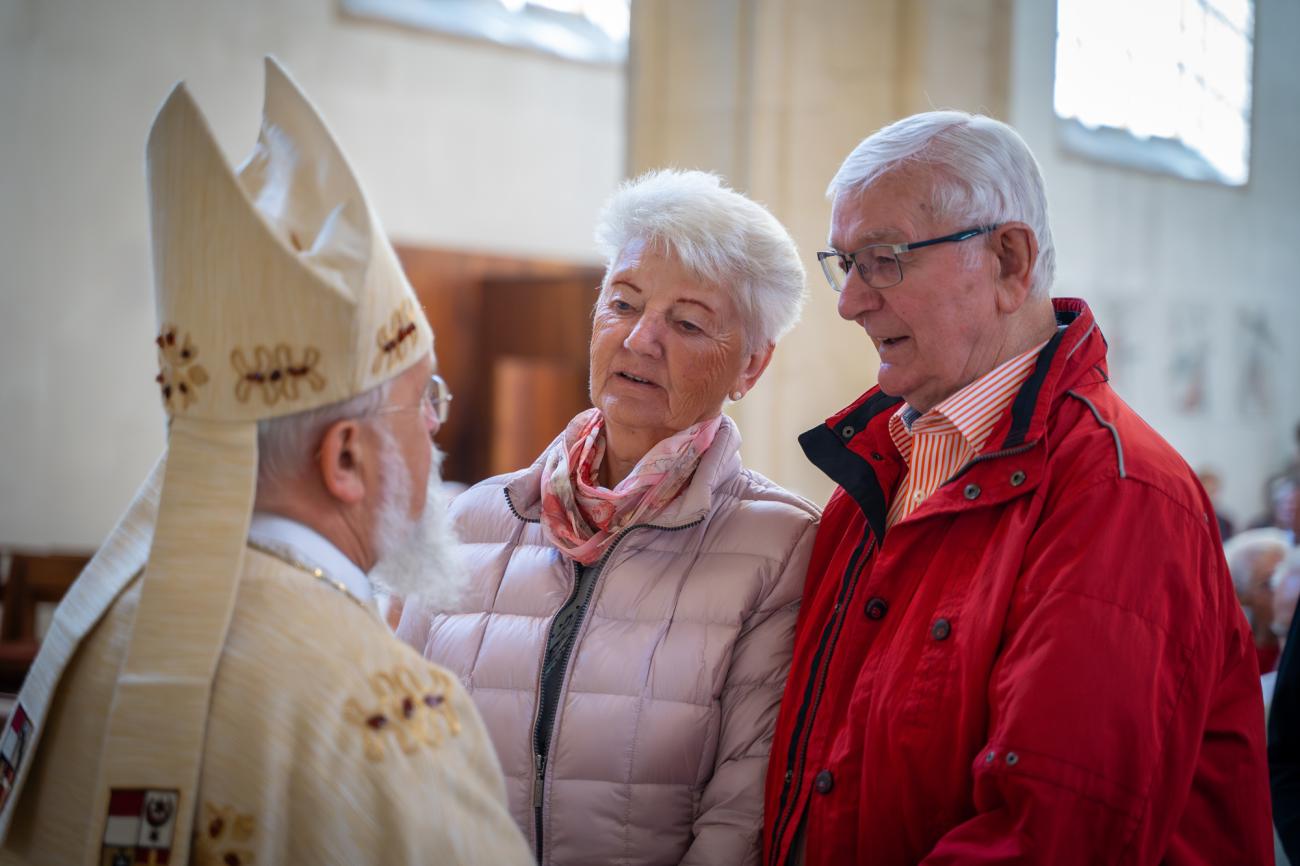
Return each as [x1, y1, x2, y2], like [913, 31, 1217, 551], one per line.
[767, 440, 1041, 863]
[768, 531, 873, 866]
[508, 488, 704, 863]
[946, 440, 1038, 484]
[531, 558, 587, 864]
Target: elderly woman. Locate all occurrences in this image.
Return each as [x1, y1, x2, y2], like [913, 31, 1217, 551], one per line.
[397, 169, 817, 865]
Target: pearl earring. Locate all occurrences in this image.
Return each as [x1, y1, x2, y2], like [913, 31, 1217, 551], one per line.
[730, 390, 743, 401]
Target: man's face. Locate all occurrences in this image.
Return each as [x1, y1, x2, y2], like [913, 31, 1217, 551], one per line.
[830, 169, 1008, 414]
[377, 355, 439, 520]
[368, 359, 467, 604]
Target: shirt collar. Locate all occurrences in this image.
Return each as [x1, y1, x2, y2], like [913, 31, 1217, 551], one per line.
[891, 337, 1051, 457]
[248, 512, 373, 604]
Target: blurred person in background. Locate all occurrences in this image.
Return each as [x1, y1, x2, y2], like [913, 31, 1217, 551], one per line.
[397, 169, 818, 865]
[1197, 466, 1236, 540]
[1225, 528, 1293, 673]
[1249, 473, 1298, 535]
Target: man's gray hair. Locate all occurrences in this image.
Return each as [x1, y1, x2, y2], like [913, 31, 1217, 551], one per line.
[256, 380, 392, 490]
[594, 169, 806, 352]
[1271, 544, 1300, 593]
[827, 111, 1056, 298]
[1223, 527, 1291, 596]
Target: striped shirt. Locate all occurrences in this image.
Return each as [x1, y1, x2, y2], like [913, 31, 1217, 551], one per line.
[886, 340, 1048, 529]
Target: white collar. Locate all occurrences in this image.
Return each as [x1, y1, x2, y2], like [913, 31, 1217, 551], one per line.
[248, 512, 373, 605]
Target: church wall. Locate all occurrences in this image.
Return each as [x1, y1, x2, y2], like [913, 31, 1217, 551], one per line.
[0, 0, 624, 546]
[626, 0, 1299, 525]
[1010, 0, 1300, 524]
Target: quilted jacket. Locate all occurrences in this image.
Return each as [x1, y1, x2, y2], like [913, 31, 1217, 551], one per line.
[398, 415, 818, 866]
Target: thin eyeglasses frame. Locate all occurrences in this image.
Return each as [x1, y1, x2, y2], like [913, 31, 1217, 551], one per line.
[372, 373, 453, 425]
[817, 223, 1000, 292]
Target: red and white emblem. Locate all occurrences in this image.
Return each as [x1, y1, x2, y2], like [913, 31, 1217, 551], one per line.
[100, 788, 179, 865]
[0, 702, 34, 812]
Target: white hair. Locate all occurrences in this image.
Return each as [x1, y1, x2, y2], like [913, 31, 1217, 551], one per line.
[255, 380, 392, 490]
[1271, 544, 1300, 593]
[594, 169, 806, 352]
[1223, 527, 1291, 596]
[370, 430, 467, 606]
[827, 111, 1056, 298]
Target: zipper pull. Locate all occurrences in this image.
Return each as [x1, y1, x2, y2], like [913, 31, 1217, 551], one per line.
[533, 753, 545, 807]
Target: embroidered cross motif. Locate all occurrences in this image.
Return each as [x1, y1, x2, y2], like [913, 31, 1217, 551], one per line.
[230, 345, 326, 405]
[344, 665, 460, 761]
[371, 300, 419, 375]
[193, 802, 256, 866]
[155, 326, 209, 411]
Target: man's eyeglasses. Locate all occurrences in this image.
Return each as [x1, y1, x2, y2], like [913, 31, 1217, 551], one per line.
[817, 224, 998, 292]
[374, 374, 453, 425]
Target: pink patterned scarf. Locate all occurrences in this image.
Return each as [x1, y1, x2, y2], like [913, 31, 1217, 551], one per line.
[538, 408, 722, 565]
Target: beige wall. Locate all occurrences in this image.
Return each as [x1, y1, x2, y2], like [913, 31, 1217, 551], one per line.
[1010, 0, 1300, 523]
[0, 0, 624, 546]
[629, 0, 1300, 522]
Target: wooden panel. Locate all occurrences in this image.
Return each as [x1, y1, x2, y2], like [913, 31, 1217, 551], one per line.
[0, 549, 91, 692]
[490, 357, 589, 476]
[395, 244, 602, 484]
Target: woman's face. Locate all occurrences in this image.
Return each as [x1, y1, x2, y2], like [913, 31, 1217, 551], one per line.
[589, 240, 765, 445]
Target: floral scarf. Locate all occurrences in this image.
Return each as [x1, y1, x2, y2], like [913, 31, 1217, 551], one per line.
[538, 408, 722, 565]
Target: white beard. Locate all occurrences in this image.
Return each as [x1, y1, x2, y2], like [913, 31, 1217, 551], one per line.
[369, 440, 469, 608]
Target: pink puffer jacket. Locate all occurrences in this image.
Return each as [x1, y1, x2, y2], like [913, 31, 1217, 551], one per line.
[397, 416, 818, 866]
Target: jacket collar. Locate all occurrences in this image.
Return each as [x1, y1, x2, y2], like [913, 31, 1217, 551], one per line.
[800, 298, 1107, 537]
[504, 412, 743, 529]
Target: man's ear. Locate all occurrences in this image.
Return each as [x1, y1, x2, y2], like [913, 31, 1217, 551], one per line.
[317, 419, 368, 505]
[992, 222, 1038, 313]
[731, 342, 776, 399]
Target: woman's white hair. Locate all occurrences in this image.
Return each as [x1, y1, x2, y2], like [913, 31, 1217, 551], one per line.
[1223, 527, 1292, 596]
[827, 111, 1056, 298]
[594, 169, 806, 352]
[255, 380, 392, 490]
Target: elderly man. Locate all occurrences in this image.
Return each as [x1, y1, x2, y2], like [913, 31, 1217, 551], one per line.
[762, 111, 1271, 865]
[0, 60, 530, 865]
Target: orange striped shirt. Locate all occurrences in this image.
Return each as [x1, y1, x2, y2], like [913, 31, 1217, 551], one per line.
[886, 340, 1048, 529]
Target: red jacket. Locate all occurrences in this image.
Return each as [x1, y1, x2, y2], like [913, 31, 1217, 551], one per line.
[763, 299, 1272, 865]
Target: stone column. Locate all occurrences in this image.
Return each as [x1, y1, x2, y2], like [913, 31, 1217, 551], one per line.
[627, 0, 1012, 502]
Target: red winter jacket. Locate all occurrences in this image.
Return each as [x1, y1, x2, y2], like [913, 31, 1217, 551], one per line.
[762, 299, 1272, 866]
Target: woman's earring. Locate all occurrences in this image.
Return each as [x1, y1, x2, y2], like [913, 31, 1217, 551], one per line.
[730, 390, 743, 401]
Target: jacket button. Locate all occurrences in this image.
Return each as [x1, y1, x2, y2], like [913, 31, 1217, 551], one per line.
[1009, 470, 1026, 486]
[814, 769, 835, 794]
[841, 425, 855, 439]
[931, 618, 951, 641]
[865, 597, 888, 620]
[963, 483, 981, 500]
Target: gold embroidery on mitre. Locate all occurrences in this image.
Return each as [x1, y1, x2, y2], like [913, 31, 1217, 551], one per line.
[230, 345, 326, 405]
[154, 326, 210, 411]
[343, 665, 461, 761]
[371, 299, 420, 375]
[193, 802, 256, 866]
